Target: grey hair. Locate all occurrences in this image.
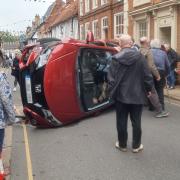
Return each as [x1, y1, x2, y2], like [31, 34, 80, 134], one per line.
[164, 43, 170, 50]
[119, 34, 133, 48]
[140, 36, 148, 44]
[150, 39, 161, 48]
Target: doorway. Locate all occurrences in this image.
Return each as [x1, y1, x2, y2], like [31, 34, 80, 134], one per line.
[159, 26, 171, 45]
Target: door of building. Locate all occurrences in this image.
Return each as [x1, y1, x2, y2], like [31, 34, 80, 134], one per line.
[159, 26, 171, 45]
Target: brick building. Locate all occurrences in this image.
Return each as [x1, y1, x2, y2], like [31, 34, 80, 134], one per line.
[51, 0, 79, 40]
[79, 0, 127, 40]
[128, 0, 180, 52]
[38, 0, 64, 38]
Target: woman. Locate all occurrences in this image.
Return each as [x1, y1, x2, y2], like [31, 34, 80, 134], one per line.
[0, 64, 21, 176]
[11, 49, 21, 92]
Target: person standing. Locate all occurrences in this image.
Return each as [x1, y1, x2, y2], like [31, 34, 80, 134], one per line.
[0, 50, 4, 66]
[108, 34, 153, 153]
[150, 39, 170, 111]
[0, 65, 21, 176]
[11, 49, 21, 92]
[139, 37, 169, 118]
[164, 43, 178, 89]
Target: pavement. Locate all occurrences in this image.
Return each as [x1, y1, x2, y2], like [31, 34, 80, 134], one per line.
[2, 106, 23, 180]
[2, 127, 12, 180]
[164, 85, 180, 101]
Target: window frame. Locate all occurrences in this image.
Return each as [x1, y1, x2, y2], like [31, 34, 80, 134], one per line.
[92, 0, 98, 9]
[101, 17, 108, 39]
[92, 19, 99, 39]
[85, 0, 90, 13]
[101, 0, 107, 5]
[114, 12, 124, 38]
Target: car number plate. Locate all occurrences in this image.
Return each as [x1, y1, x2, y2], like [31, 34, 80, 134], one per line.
[25, 76, 33, 103]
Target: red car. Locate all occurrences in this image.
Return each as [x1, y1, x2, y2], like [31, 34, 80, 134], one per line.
[19, 38, 117, 128]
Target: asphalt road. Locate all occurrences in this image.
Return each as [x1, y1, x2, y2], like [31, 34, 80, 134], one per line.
[6, 70, 180, 180]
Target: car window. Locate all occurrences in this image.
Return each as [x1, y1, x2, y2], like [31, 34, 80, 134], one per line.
[90, 42, 105, 46]
[36, 48, 52, 68]
[79, 48, 113, 111]
[106, 42, 118, 47]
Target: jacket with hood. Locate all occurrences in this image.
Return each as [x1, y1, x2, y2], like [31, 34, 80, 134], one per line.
[108, 48, 153, 104]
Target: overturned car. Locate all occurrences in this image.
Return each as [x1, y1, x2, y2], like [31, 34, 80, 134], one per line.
[19, 38, 117, 127]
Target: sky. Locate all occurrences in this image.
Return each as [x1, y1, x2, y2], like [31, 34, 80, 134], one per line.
[0, 0, 57, 34]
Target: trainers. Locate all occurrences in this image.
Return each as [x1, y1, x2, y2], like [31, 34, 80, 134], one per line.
[115, 141, 127, 152]
[169, 86, 175, 90]
[155, 111, 169, 118]
[13, 87, 16, 92]
[132, 144, 143, 153]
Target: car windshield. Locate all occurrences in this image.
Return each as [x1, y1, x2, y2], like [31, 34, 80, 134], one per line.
[36, 48, 52, 69]
[106, 42, 118, 47]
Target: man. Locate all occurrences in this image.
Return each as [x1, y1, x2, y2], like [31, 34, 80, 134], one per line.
[108, 34, 153, 153]
[164, 43, 178, 89]
[150, 39, 170, 111]
[139, 37, 169, 118]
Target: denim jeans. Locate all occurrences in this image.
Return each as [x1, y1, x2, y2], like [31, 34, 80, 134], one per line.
[115, 101, 143, 149]
[167, 70, 175, 87]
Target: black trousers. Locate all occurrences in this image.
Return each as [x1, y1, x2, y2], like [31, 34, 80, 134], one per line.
[154, 70, 166, 111]
[115, 101, 143, 149]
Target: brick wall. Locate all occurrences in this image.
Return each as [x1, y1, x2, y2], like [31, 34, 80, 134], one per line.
[79, 0, 123, 40]
[80, 9, 112, 40]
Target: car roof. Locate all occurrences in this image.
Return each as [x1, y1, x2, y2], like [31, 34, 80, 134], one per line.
[62, 38, 117, 51]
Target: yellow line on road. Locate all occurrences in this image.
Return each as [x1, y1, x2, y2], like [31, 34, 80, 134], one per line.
[16, 106, 34, 180]
[22, 123, 34, 180]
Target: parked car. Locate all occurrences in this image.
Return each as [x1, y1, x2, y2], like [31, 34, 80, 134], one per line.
[19, 38, 117, 128]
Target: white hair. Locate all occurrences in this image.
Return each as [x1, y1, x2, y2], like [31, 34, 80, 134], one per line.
[150, 39, 161, 48]
[164, 43, 170, 50]
[140, 36, 148, 43]
[119, 34, 133, 48]
[14, 49, 22, 57]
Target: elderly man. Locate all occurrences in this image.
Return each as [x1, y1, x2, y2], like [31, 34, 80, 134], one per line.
[139, 37, 169, 118]
[108, 34, 153, 153]
[150, 39, 170, 112]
